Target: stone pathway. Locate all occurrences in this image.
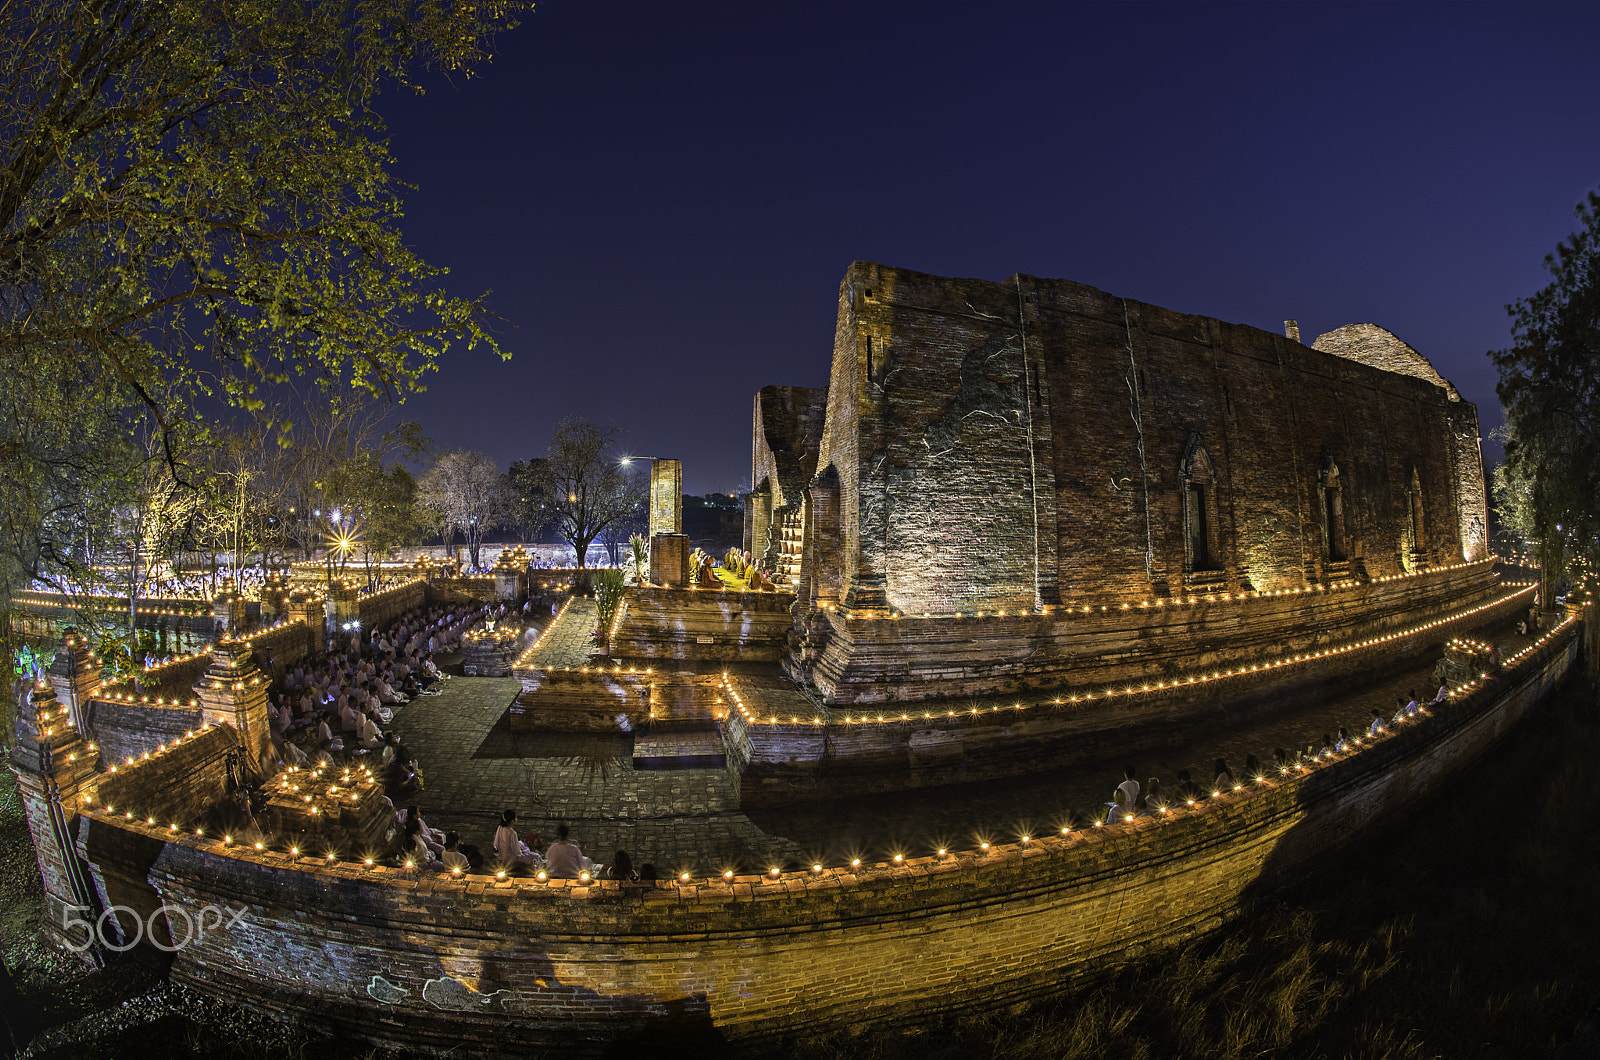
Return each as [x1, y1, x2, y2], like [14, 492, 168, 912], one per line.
[518, 597, 598, 669]
[386, 669, 803, 875]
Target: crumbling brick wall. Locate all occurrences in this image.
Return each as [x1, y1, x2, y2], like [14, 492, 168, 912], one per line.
[799, 262, 1486, 615]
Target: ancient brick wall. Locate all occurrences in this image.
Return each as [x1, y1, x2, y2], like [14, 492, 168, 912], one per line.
[608, 586, 796, 662]
[356, 577, 428, 631]
[801, 263, 1485, 619]
[69, 620, 1577, 1053]
[91, 724, 237, 829]
[750, 385, 827, 567]
[807, 560, 1505, 705]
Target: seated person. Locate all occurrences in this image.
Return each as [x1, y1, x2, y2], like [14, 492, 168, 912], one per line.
[544, 823, 593, 879]
[604, 849, 637, 882]
[1141, 777, 1166, 812]
[402, 819, 442, 870]
[1213, 759, 1234, 791]
[441, 832, 470, 873]
[1368, 708, 1388, 736]
[493, 810, 543, 872]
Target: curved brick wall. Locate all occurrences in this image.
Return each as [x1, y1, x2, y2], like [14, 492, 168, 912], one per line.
[73, 616, 1579, 1055]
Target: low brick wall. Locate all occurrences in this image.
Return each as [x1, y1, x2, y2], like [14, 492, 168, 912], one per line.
[809, 561, 1503, 703]
[510, 668, 652, 732]
[737, 580, 1535, 805]
[68, 614, 1579, 1055]
[357, 578, 428, 631]
[609, 586, 796, 662]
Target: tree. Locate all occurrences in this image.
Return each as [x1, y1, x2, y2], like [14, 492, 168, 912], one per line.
[419, 450, 509, 570]
[535, 418, 645, 571]
[508, 458, 556, 543]
[1491, 188, 1600, 673]
[0, 1, 525, 724]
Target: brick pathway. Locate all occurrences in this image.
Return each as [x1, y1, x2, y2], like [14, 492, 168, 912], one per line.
[386, 670, 804, 875]
[519, 597, 598, 669]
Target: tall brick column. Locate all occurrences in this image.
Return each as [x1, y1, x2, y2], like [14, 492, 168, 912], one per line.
[649, 459, 683, 537]
[46, 628, 102, 735]
[193, 643, 275, 779]
[10, 680, 103, 959]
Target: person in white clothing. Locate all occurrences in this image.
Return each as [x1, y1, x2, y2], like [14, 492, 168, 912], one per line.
[493, 809, 542, 872]
[1116, 767, 1140, 812]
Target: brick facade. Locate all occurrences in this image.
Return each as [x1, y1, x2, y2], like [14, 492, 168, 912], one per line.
[762, 263, 1491, 703]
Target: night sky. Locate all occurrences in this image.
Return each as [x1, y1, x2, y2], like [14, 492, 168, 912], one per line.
[378, 1, 1600, 495]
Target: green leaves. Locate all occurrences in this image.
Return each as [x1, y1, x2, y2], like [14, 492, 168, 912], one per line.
[1492, 189, 1600, 602]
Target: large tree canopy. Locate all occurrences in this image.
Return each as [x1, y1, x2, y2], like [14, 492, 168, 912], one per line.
[1491, 189, 1600, 615]
[0, 0, 525, 720]
[535, 417, 644, 572]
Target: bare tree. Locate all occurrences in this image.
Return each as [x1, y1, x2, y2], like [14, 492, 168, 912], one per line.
[536, 418, 645, 571]
[419, 450, 509, 570]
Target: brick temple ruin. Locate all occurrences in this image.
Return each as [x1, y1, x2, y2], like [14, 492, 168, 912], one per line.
[11, 262, 1574, 1054]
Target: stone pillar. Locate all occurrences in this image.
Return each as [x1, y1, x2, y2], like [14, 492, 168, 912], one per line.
[650, 533, 691, 588]
[649, 459, 683, 537]
[47, 629, 102, 735]
[494, 567, 524, 603]
[212, 591, 248, 638]
[326, 582, 359, 644]
[11, 680, 104, 958]
[285, 590, 323, 633]
[193, 643, 275, 779]
[259, 575, 291, 623]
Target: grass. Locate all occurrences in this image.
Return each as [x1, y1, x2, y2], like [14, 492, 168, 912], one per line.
[4, 672, 1599, 1057]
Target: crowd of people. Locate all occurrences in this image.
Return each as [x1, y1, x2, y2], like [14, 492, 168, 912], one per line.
[265, 600, 491, 776]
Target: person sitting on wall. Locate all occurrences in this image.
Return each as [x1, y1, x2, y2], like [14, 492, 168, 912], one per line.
[1317, 734, 1335, 758]
[493, 810, 543, 874]
[1213, 759, 1234, 792]
[1392, 697, 1411, 725]
[1244, 754, 1262, 780]
[1335, 727, 1352, 753]
[1405, 690, 1421, 717]
[1368, 708, 1388, 737]
[1105, 787, 1130, 825]
[402, 818, 442, 870]
[441, 832, 470, 873]
[1116, 767, 1140, 813]
[1142, 777, 1166, 814]
[1273, 748, 1290, 774]
[1433, 681, 1449, 704]
[1176, 770, 1202, 804]
[544, 823, 595, 878]
[604, 849, 637, 882]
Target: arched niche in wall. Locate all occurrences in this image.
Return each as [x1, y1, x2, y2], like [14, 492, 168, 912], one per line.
[1404, 466, 1427, 572]
[1180, 435, 1222, 579]
[1319, 457, 1348, 566]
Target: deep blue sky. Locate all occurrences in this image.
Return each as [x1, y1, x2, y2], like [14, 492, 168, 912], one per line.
[379, 1, 1600, 494]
